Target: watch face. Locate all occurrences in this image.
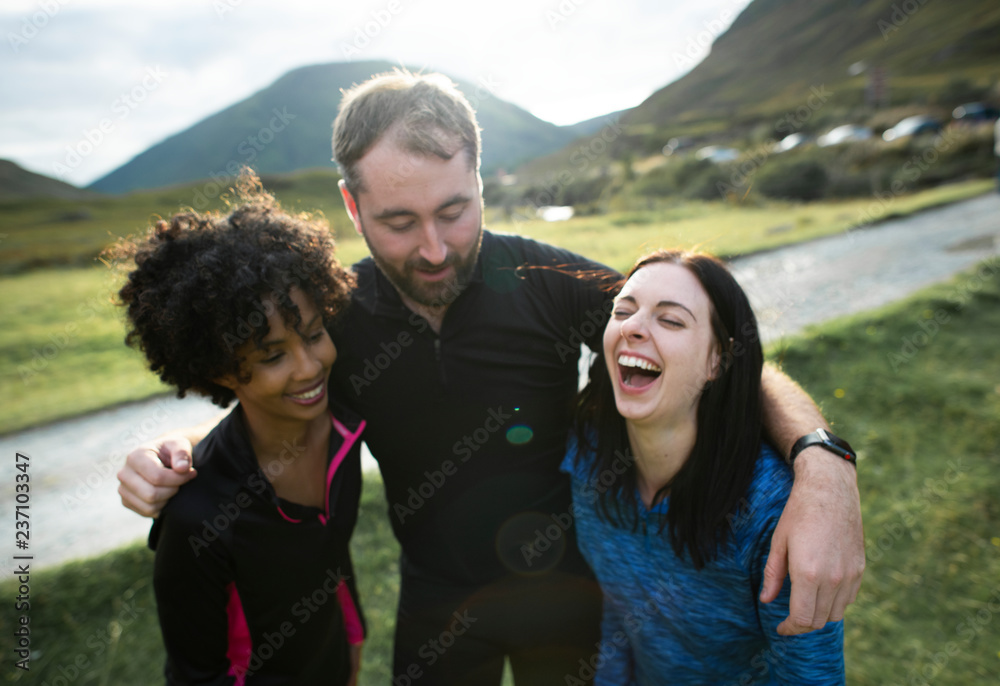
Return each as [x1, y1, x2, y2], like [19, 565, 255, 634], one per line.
[820, 429, 850, 451]
[813, 430, 855, 461]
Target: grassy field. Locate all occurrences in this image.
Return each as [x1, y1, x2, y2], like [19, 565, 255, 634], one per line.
[0, 178, 991, 435]
[0, 168, 991, 273]
[2, 263, 998, 684]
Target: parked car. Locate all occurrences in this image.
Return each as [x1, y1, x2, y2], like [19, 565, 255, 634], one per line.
[817, 124, 873, 147]
[694, 145, 740, 163]
[951, 102, 1000, 124]
[882, 115, 942, 141]
[773, 132, 809, 153]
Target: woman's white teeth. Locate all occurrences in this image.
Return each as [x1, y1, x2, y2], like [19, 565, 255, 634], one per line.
[290, 384, 322, 400]
[618, 354, 662, 373]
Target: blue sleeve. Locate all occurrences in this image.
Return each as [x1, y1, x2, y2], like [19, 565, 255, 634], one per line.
[754, 563, 845, 684]
[594, 593, 637, 686]
[748, 452, 845, 685]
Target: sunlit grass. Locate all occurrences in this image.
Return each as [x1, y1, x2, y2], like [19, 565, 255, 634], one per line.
[0, 267, 169, 434]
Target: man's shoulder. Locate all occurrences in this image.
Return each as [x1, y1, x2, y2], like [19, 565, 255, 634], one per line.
[482, 230, 586, 266]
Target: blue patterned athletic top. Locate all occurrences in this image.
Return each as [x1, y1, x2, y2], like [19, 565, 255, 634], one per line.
[561, 436, 845, 685]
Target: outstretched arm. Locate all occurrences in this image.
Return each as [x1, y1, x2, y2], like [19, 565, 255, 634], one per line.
[759, 364, 864, 636]
[117, 412, 225, 517]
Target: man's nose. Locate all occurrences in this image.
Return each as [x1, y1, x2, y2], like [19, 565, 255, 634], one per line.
[417, 223, 447, 265]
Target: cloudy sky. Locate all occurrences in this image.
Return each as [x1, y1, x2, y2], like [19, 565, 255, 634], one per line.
[1, 0, 752, 187]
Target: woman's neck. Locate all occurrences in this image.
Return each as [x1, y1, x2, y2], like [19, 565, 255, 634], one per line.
[242, 410, 332, 506]
[627, 414, 697, 509]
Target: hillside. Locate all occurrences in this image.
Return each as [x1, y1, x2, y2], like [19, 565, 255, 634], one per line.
[629, 0, 1000, 130]
[88, 60, 587, 194]
[0, 159, 98, 202]
[520, 0, 1000, 177]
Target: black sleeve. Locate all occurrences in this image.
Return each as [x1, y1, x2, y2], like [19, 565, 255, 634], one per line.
[152, 502, 237, 685]
[509, 234, 622, 352]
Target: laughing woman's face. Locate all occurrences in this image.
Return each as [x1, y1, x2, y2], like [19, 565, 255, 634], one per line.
[604, 262, 721, 429]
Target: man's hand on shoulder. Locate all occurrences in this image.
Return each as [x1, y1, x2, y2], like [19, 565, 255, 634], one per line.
[761, 446, 864, 635]
[117, 436, 198, 518]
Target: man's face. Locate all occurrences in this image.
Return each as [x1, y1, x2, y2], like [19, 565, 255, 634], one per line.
[340, 135, 484, 311]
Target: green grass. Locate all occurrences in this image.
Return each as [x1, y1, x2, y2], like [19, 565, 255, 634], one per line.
[0, 170, 364, 274]
[0, 267, 171, 434]
[772, 261, 1000, 684]
[3, 263, 998, 684]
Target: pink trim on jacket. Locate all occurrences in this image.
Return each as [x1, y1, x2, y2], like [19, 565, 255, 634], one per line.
[336, 580, 365, 645]
[225, 583, 252, 685]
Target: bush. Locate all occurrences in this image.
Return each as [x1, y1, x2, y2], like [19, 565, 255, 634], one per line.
[757, 160, 828, 201]
[633, 162, 682, 197]
[558, 175, 615, 206]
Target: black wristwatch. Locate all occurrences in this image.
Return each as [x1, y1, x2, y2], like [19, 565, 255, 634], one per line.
[789, 429, 857, 466]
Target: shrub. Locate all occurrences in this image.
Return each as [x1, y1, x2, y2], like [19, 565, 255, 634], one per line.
[757, 160, 829, 201]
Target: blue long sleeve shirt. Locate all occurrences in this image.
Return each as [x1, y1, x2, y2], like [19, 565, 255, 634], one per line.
[561, 438, 845, 685]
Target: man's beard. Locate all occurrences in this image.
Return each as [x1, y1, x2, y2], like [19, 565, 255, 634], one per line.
[360, 221, 484, 310]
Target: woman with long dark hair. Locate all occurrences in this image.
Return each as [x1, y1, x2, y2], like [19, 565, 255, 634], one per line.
[563, 250, 845, 684]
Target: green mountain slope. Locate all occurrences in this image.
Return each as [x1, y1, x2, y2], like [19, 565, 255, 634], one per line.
[521, 0, 1000, 177]
[0, 159, 98, 202]
[628, 0, 1000, 130]
[88, 60, 582, 194]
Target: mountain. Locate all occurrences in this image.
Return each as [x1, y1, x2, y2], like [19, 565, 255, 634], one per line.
[88, 61, 590, 194]
[520, 0, 1000, 176]
[626, 0, 1000, 131]
[0, 160, 98, 202]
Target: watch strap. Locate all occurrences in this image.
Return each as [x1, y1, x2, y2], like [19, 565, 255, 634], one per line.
[789, 429, 857, 466]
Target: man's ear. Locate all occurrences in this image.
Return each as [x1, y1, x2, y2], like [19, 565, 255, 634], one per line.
[338, 179, 363, 236]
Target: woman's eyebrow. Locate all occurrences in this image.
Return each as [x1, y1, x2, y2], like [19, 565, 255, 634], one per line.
[656, 300, 697, 321]
[616, 294, 697, 320]
[259, 313, 323, 347]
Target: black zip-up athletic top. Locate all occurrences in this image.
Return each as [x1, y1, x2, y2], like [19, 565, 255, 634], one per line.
[150, 402, 366, 685]
[330, 230, 615, 584]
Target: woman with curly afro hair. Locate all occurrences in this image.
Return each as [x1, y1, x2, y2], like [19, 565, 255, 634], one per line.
[113, 173, 366, 685]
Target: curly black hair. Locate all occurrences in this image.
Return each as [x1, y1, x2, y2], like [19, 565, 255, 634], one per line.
[111, 173, 355, 407]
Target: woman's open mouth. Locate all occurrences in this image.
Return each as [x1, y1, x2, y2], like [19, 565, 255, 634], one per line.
[618, 353, 662, 390]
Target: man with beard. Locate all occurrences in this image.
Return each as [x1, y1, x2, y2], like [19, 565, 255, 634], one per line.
[119, 69, 864, 686]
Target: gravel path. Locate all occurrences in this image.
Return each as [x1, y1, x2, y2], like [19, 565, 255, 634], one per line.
[2, 192, 997, 571]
